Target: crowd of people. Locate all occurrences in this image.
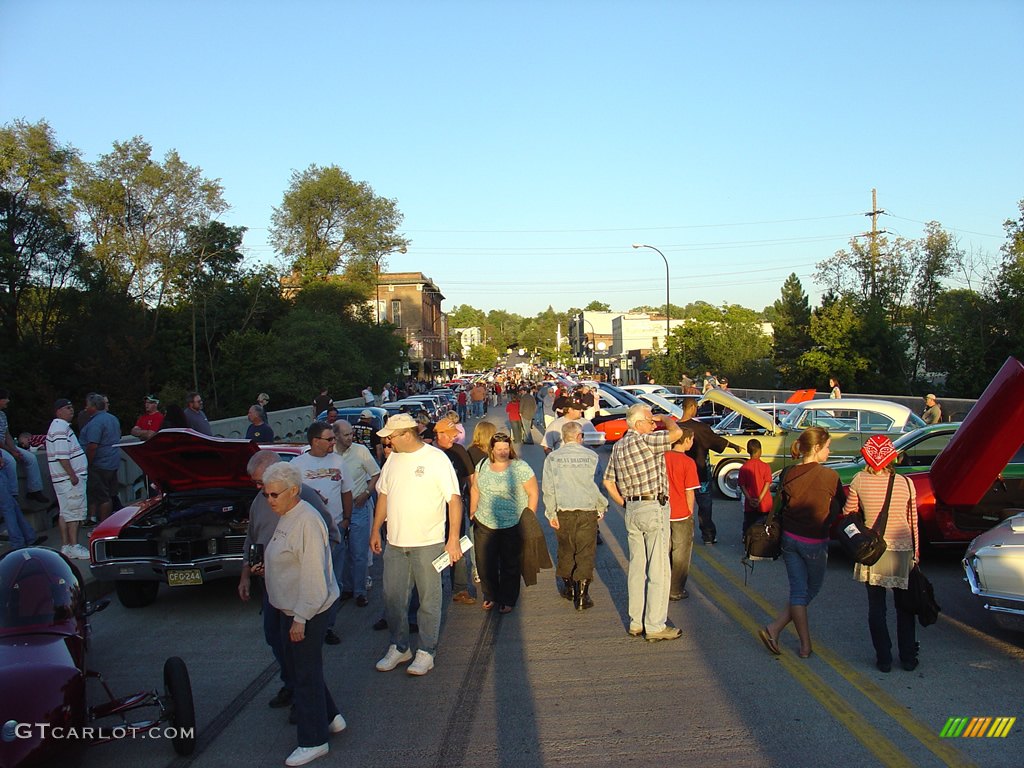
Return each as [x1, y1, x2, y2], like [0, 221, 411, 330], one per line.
[0, 371, 932, 767]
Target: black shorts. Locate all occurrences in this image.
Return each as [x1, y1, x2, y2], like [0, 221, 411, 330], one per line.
[86, 467, 119, 504]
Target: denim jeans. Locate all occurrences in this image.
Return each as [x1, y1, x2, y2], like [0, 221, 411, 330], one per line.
[0, 467, 35, 548]
[508, 419, 524, 444]
[384, 542, 445, 656]
[341, 499, 373, 597]
[1, 447, 43, 494]
[457, 403, 468, 422]
[324, 540, 345, 630]
[781, 534, 828, 606]
[277, 608, 338, 748]
[866, 584, 917, 665]
[624, 500, 670, 632]
[695, 487, 716, 542]
[669, 517, 694, 596]
[263, 587, 292, 691]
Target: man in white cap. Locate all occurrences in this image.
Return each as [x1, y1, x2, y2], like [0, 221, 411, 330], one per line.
[922, 394, 942, 425]
[370, 413, 462, 676]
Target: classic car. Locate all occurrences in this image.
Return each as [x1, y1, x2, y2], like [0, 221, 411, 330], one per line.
[0, 547, 195, 766]
[963, 512, 1024, 627]
[316, 406, 388, 431]
[702, 390, 927, 499]
[899, 357, 1024, 546]
[619, 384, 673, 396]
[713, 403, 794, 436]
[89, 429, 291, 608]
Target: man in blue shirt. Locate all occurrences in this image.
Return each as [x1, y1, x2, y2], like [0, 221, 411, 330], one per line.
[80, 393, 122, 524]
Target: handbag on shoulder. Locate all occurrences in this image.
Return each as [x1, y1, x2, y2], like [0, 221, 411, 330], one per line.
[836, 473, 895, 566]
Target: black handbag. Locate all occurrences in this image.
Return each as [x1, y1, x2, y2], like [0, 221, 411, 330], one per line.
[894, 524, 941, 626]
[836, 473, 894, 566]
[744, 468, 787, 563]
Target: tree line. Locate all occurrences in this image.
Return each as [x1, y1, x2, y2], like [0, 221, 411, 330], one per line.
[2, 120, 406, 432]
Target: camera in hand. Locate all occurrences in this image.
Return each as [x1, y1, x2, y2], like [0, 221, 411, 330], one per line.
[248, 543, 264, 567]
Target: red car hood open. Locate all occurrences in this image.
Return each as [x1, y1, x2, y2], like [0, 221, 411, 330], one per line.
[930, 357, 1024, 506]
[118, 429, 261, 492]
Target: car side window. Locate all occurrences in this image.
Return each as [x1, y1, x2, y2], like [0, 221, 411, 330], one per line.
[859, 411, 895, 432]
[902, 434, 951, 468]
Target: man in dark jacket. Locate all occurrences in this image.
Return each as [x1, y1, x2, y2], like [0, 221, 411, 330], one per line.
[518, 387, 538, 445]
[679, 398, 740, 545]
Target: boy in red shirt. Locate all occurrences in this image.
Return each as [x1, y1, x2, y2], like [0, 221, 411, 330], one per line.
[738, 439, 773, 540]
[665, 427, 700, 600]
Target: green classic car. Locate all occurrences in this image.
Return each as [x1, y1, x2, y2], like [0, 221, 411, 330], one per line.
[702, 389, 928, 499]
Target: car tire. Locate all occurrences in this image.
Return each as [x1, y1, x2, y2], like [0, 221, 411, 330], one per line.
[115, 580, 159, 608]
[715, 461, 744, 500]
[164, 656, 196, 755]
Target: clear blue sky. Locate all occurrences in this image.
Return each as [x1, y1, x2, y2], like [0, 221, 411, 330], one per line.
[3, 1, 1021, 316]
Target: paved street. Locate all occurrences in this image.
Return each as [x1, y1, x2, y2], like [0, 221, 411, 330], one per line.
[70, 412, 1022, 768]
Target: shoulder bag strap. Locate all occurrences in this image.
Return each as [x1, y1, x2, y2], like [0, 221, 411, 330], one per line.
[871, 472, 897, 535]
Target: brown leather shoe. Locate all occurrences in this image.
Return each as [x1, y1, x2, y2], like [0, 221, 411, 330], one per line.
[452, 590, 476, 605]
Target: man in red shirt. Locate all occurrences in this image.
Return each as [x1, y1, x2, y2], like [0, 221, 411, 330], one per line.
[738, 439, 773, 540]
[665, 427, 699, 600]
[130, 395, 164, 441]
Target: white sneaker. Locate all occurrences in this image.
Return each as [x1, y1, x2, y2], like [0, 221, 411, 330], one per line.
[328, 714, 346, 734]
[61, 545, 73, 558]
[375, 645, 412, 672]
[70, 544, 90, 559]
[285, 743, 328, 766]
[406, 649, 434, 676]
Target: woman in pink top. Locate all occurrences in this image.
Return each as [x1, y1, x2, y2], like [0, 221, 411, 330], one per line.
[843, 435, 920, 673]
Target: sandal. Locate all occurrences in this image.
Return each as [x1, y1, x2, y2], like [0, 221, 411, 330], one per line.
[758, 627, 781, 656]
[482, 600, 495, 611]
[499, 605, 513, 614]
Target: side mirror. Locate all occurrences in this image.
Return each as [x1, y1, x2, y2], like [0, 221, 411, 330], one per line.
[84, 599, 110, 616]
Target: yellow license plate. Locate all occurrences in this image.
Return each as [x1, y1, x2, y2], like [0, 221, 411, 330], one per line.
[167, 569, 203, 586]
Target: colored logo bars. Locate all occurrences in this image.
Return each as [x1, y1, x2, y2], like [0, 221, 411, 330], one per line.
[939, 716, 1016, 738]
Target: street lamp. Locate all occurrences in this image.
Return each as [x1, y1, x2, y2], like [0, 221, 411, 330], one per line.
[578, 313, 598, 374]
[631, 244, 671, 358]
[375, 245, 408, 324]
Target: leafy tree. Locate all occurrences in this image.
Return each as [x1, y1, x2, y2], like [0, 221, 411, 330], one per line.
[584, 300, 610, 312]
[771, 273, 812, 388]
[463, 343, 500, 371]
[926, 288, 998, 396]
[0, 119, 83, 344]
[269, 164, 407, 282]
[73, 136, 228, 325]
[991, 199, 1024, 364]
[799, 295, 871, 388]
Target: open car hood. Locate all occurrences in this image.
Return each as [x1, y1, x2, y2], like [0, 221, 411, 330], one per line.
[118, 429, 260, 492]
[931, 357, 1024, 506]
[699, 389, 778, 433]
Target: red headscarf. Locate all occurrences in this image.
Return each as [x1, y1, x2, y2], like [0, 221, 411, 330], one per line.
[861, 435, 898, 470]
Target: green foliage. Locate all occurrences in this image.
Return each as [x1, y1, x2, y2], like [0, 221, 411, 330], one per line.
[771, 273, 812, 388]
[584, 300, 610, 311]
[269, 164, 407, 282]
[463, 343, 501, 371]
[799, 296, 871, 387]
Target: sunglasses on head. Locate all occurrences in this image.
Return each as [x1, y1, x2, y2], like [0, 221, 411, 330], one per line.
[491, 433, 511, 443]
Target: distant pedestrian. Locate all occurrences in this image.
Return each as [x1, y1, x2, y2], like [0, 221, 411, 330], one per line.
[678, 398, 741, 545]
[738, 439, 772, 539]
[80, 393, 122, 523]
[922, 394, 941, 425]
[505, 396, 524, 444]
[257, 392, 271, 409]
[361, 385, 376, 407]
[333, 420, 380, 609]
[829, 377, 842, 400]
[131, 395, 164, 441]
[603, 404, 683, 641]
[0, 388, 48, 504]
[518, 387, 537, 444]
[312, 386, 332, 420]
[246, 405, 275, 443]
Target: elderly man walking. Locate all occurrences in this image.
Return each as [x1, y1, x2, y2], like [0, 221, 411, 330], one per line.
[603, 404, 682, 641]
[543, 422, 607, 610]
[370, 414, 463, 676]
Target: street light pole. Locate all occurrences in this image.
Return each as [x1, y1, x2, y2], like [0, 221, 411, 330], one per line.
[579, 313, 598, 375]
[631, 243, 671, 359]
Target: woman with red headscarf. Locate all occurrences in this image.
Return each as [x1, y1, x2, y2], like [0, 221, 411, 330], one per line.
[843, 435, 920, 673]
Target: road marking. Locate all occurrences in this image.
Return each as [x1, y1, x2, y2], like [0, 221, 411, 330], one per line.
[692, 547, 979, 768]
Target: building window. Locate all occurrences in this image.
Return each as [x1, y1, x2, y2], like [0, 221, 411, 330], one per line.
[391, 299, 402, 328]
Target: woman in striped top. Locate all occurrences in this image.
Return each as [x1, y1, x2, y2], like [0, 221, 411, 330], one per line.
[843, 435, 920, 673]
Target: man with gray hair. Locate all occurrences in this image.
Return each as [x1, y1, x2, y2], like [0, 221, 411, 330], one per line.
[603, 403, 682, 641]
[80, 393, 121, 524]
[246, 404, 275, 442]
[184, 392, 212, 436]
[543, 421, 607, 610]
[238, 450, 339, 714]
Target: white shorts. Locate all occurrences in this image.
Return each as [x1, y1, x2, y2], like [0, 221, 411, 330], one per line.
[54, 477, 88, 522]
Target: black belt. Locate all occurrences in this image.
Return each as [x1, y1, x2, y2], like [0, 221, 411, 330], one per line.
[624, 495, 657, 502]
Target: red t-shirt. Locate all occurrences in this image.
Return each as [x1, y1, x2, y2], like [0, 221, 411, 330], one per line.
[505, 399, 521, 421]
[135, 411, 164, 432]
[738, 457, 773, 514]
[665, 451, 699, 521]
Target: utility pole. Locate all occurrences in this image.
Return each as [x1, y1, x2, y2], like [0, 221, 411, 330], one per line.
[863, 188, 888, 300]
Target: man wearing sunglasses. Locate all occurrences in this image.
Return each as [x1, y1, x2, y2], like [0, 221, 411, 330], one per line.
[239, 450, 339, 715]
[291, 421, 354, 645]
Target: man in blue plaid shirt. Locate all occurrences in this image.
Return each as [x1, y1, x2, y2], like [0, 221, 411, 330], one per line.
[603, 404, 683, 641]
